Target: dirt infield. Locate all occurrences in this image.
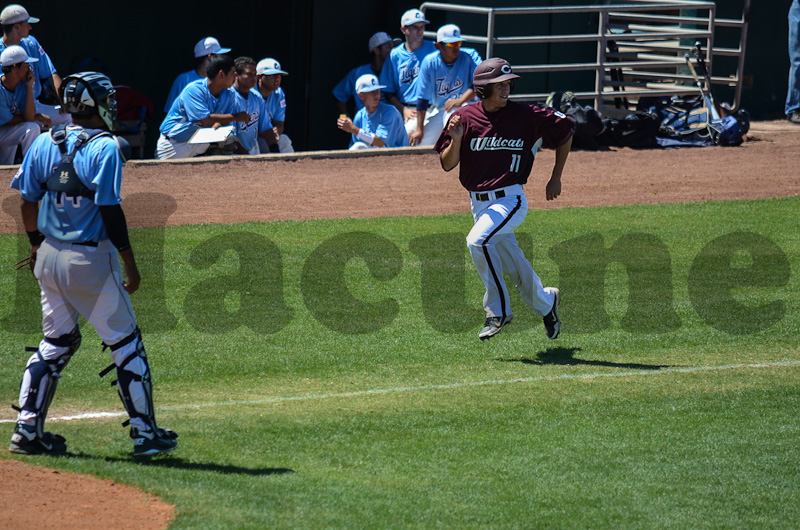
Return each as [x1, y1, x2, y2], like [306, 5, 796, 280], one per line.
[1, 120, 798, 529]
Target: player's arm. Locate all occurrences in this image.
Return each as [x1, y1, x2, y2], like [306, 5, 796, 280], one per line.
[258, 127, 281, 153]
[18, 198, 43, 273]
[445, 89, 475, 112]
[338, 116, 386, 147]
[546, 136, 572, 201]
[272, 120, 285, 136]
[410, 99, 428, 146]
[440, 115, 463, 171]
[387, 95, 403, 115]
[99, 205, 140, 293]
[198, 112, 249, 128]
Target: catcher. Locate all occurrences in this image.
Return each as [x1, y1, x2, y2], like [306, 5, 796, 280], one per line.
[8, 71, 177, 457]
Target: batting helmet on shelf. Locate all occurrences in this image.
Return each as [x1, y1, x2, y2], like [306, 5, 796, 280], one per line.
[60, 71, 117, 130]
[473, 57, 520, 99]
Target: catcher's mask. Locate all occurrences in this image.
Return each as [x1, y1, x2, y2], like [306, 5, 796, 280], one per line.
[60, 71, 117, 130]
[473, 57, 519, 99]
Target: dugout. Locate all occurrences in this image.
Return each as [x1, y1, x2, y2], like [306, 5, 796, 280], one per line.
[20, 0, 786, 156]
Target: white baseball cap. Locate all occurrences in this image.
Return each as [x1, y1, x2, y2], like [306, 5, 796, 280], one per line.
[193, 37, 231, 58]
[437, 24, 463, 44]
[256, 58, 288, 76]
[0, 44, 38, 67]
[0, 4, 39, 25]
[355, 74, 385, 94]
[401, 8, 429, 27]
[368, 32, 400, 53]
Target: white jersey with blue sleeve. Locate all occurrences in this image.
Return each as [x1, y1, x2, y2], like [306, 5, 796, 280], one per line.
[264, 87, 287, 123]
[333, 63, 375, 113]
[9, 127, 124, 244]
[0, 36, 57, 99]
[379, 40, 436, 105]
[0, 81, 29, 126]
[415, 50, 482, 109]
[351, 102, 408, 148]
[164, 70, 202, 112]
[233, 88, 273, 154]
[159, 79, 236, 142]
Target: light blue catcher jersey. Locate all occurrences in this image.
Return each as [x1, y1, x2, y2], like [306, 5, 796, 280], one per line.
[379, 40, 436, 105]
[264, 87, 287, 123]
[0, 36, 56, 99]
[9, 126, 124, 243]
[351, 102, 408, 148]
[416, 50, 482, 109]
[159, 79, 236, 142]
[164, 69, 202, 112]
[233, 88, 272, 153]
[0, 79, 30, 126]
[333, 63, 378, 113]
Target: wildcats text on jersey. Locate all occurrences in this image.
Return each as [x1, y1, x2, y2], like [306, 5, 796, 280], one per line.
[470, 136, 525, 151]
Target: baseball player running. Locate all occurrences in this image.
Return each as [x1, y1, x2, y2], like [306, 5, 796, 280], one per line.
[411, 24, 482, 147]
[9, 72, 178, 456]
[434, 58, 573, 340]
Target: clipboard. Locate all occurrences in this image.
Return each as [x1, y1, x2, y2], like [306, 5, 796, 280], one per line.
[188, 125, 235, 144]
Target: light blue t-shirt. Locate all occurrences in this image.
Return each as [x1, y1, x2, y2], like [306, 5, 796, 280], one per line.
[233, 87, 273, 154]
[159, 79, 236, 142]
[416, 50, 482, 109]
[351, 102, 408, 148]
[0, 79, 31, 126]
[164, 69, 202, 112]
[0, 36, 56, 99]
[333, 63, 382, 113]
[10, 126, 124, 243]
[379, 40, 436, 105]
[264, 87, 287, 123]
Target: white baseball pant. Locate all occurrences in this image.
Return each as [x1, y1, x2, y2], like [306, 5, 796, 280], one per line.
[466, 184, 557, 319]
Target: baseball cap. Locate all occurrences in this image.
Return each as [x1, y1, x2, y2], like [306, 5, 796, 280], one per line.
[437, 24, 463, 44]
[256, 58, 288, 76]
[473, 57, 519, 87]
[193, 37, 231, 58]
[0, 44, 38, 67]
[368, 32, 401, 53]
[401, 8, 429, 27]
[0, 4, 39, 25]
[355, 74, 385, 94]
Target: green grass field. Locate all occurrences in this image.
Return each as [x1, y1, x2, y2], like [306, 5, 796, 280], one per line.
[1, 197, 799, 529]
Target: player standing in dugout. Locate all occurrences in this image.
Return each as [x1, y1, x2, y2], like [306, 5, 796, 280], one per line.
[434, 58, 573, 341]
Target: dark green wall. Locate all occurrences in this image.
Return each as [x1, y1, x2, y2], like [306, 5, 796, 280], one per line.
[20, 0, 786, 156]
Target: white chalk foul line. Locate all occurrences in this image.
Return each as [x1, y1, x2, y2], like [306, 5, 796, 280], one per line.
[2, 359, 799, 424]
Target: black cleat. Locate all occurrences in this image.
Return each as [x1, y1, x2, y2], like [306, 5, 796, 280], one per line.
[132, 427, 178, 457]
[8, 424, 67, 455]
[543, 288, 561, 339]
[479, 315, 513, 341]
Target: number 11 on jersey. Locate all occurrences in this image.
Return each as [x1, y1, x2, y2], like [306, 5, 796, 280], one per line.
[509, 153, 521, 172]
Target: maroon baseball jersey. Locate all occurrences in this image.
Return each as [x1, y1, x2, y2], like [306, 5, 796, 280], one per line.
[434, 100, 574, 192]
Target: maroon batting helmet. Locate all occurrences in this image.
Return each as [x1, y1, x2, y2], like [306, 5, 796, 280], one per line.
[473, 58, 520, 99]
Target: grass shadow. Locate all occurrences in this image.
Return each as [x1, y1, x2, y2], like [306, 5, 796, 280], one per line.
[58, 452, 294, 476]
[497, 346, 674, 370]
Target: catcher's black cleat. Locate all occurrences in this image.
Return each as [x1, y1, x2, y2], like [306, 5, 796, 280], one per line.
[479, 315, 513, 340]
[132, 427, 178, 457]
[543, 288, 561, 340]
[8, 423, 67, 455]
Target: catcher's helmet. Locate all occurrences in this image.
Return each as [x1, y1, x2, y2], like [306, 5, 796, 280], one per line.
[60, 72, 117, 130]
[473, 57, 519, 99]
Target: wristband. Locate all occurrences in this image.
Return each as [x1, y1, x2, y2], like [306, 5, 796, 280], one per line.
[268, 143, 280, 153]
[356, 129, 376, 145]
[26, 229, 45, 246]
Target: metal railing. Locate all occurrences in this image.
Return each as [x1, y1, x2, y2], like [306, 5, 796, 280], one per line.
[419, 1, 750, 111]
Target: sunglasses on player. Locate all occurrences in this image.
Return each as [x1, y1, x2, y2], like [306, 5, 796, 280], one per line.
[443, 41, 462, 48]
